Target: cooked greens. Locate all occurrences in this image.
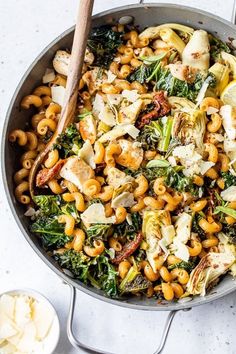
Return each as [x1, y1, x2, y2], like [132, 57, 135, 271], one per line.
[88, 26, 123, 68]
[54, 251, 118, 297]
[53, 124, 82, 158]
[31, 216, 71, 249]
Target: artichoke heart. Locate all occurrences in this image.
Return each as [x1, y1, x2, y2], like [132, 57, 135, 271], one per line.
[172, 109, 206, 152]
[142, 210, 171, 272]
[182, 30, 210, 71]
[186, 252, 235, 296]
[111, 182, 135, 209]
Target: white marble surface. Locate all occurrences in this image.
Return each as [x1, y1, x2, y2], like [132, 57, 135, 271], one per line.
[1, 1, 236, 353]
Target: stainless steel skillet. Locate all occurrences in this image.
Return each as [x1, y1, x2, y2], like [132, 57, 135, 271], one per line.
[2, 1, 236, 353]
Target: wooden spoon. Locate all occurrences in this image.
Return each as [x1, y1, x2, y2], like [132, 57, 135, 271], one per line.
[29, 0, 94, 197]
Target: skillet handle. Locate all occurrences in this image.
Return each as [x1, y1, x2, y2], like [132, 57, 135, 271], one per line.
[67, 283, 180, 354]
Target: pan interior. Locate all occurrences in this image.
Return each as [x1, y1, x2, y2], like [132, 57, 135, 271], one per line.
[3, 4, 236, 311]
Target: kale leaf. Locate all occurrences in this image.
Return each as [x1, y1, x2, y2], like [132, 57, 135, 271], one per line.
[86, 224, 112, 243]
[221, 224, 236, 245]
[54, 251, 118, 297]
[165, 167, 204, 197]
[114, 213, 142, 240]
[88, 26, 123, 68]
[221, 171, 236, 189]
[209, 34, 231, 63]
[128, 56, 216, 101]
[54, 250, 90, 281]
[34, 195, 61, 216]
[53, 124, 82, 158]
[31, 216, 71, 249]
[61, 203, 80, 223]
[129, 166, 203, 197]
[168, 259, 197, 272]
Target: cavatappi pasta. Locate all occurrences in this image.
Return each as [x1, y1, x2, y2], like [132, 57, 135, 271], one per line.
[9, 23, 236, 301]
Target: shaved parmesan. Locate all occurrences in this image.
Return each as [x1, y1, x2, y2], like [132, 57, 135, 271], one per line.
[81, 203, 116, 224]
[122, 89, 140, 103]
[98, 105, 116, 127]
[198, 161, 215, 175]
[206, 106, 219, 115]
[111, 191, 136, 208]
[107, 167, 134, 189]
[220, 105, 236, 140]
[173, 241, 190, 262]
[122, 124, 140, 139]
[93, 93, 105, 114]
[118, 99, 143, 124]
[221, 186, 236, 202]
[126, 213, 133, 225]
[175, 212, 192, 244]
[14, 296, 31, 329]
[171, 212, 192, 261]
[32, 301, 54, 340]
[195, 80, 209, 107]
[0, 295, 15, 320]
[79, 140, 95, 169]
[106, 70, 117, 83]
[107, 94, 122, 106]
[42, 68, 55, 84]
[98, 124, 140, 143]
[51, 85, 65, 106]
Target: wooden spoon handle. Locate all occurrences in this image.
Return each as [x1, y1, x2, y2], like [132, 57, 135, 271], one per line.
[57, 0, 94, 133]
[29, 0, 94, 197]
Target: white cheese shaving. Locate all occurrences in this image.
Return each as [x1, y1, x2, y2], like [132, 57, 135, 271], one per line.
[195, 80, 209, 107]
[220, 105, 236, 140]
[111, 191, 136, 208]
[221, 186, 236, 202]
[198, 161, 215, 175]
[42, 68, 56, 84]
[107, 94, 122, 106]
[78, 140, 95, 169]
[98, 105, 116, 127]
[122, 124, 140, 139]
[98, 124, 140, 143]
[93, 93, 105, 114]
[51, 85, 65, 106]
[126, 213, 133, 225]
[171, 212, 191, 261]
[173, 241, 190, 262]
[81, 204, 116, 224]
[206, 106, 219, 115]
[167, 156, 177, 166]
[106, 167, 134, 189]
[121, 89, 140, 103]
[106, 70, 117, 83]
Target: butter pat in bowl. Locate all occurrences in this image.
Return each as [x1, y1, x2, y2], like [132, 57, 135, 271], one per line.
[0, 289, 60, 354]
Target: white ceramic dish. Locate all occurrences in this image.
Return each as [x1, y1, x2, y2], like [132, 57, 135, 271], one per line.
[0, 288, 60, 354]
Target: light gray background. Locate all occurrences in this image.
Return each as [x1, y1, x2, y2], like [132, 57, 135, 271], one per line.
[0, 1, 236, 353]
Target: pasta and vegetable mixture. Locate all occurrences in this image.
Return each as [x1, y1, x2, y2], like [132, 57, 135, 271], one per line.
[9, 23, 236, 301]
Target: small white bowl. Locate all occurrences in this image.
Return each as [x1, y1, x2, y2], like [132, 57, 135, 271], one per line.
[0, 288, 60, 354]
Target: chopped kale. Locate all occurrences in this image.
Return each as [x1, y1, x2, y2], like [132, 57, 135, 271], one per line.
[209, 34, 231, 62]
[53, 124, 82, 158]
[221, 171, 236, 188]
[168, 259, 197, 272]
[88, 26, 123, 68]
[86, 224, 112, 243]
[31, 216, 71, 249]
[34, 195, 61, 216]
[54, 251, 118, 297]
